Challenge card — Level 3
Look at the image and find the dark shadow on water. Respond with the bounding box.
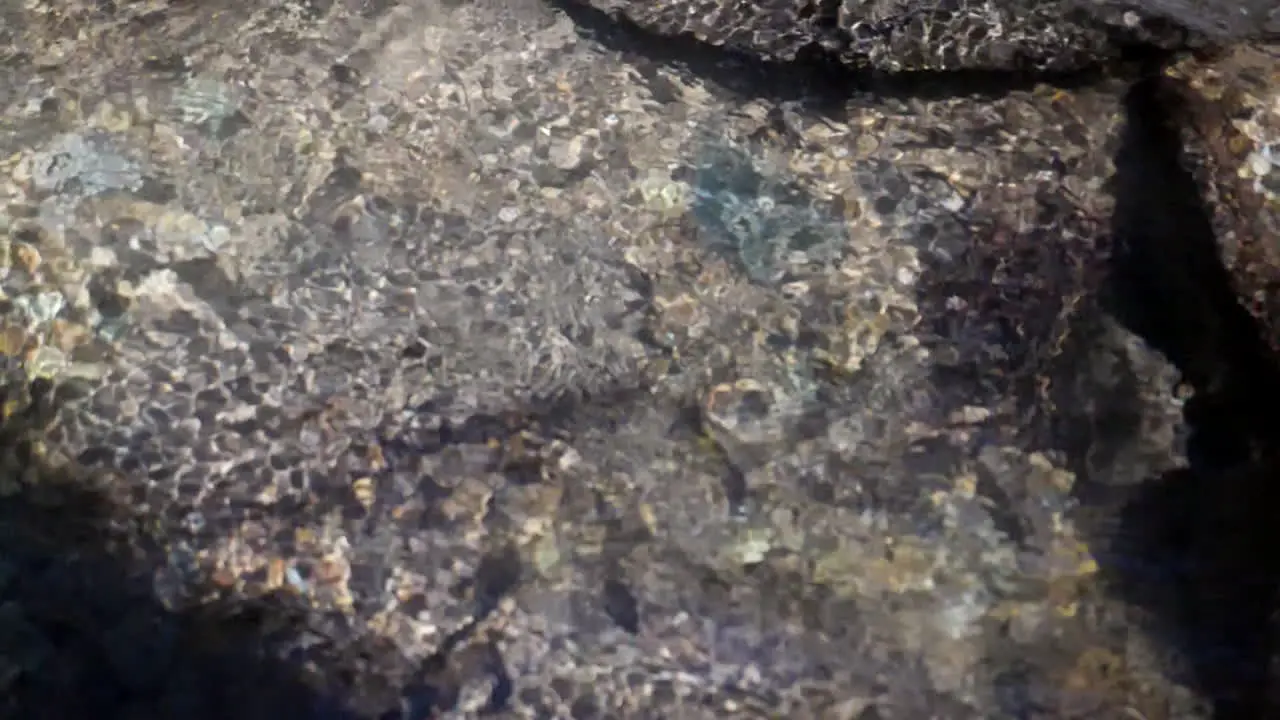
[892,56,1280,716]
[0,371,427,720]
[1097,73,1280,719]
[543,0,1166,115]
[547,3,1280,714]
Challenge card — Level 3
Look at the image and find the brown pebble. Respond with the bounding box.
[266,556,286,590]
[12,243,40,275]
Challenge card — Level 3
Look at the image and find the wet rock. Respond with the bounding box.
[15,133,142,199]
[0,1,1268,718]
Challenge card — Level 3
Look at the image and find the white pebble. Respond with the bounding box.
[1250,148,1273,177]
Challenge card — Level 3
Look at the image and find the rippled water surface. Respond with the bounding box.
[0,2,1278,718]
